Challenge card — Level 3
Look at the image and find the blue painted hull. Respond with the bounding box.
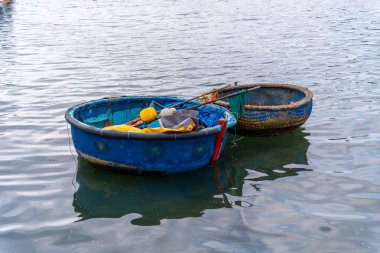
[66,96,236,174]
[242,100,312,130]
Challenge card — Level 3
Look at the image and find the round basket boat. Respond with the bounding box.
[65,96,236,174]
[215,83,313,136]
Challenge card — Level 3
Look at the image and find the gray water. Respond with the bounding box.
[1,0,380,252]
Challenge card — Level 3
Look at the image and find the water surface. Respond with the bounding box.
[1,0,380,252]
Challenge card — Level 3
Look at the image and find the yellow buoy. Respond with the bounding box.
[139,107,157,123]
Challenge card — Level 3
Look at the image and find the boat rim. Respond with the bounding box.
[65,96,235,140]
[215,83,313,110]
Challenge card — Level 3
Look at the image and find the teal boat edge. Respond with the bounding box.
[65,96,237,174]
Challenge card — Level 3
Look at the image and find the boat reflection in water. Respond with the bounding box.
[73,159,226,226]
[73,129,310,226]
[220,128,311,196]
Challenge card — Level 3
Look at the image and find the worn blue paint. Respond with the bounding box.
[66,96,236,174]
[243,87,312,122]
[244,102,313,121]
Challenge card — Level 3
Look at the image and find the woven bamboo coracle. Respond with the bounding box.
[215,83,313,136]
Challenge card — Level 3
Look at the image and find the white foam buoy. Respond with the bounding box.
[160,108,176,117]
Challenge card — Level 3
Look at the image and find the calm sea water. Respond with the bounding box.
[1,0,380,252]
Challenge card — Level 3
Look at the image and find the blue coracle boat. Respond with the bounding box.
[65,96,236,174]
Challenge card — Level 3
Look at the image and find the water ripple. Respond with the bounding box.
[1,0,380,252]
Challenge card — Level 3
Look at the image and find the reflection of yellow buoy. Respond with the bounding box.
[139,107,157,123]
